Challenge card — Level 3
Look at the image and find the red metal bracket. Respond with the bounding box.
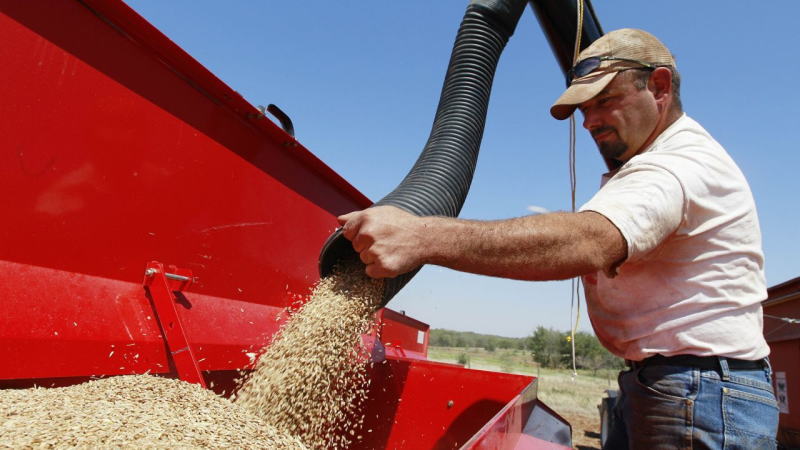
[143,261,206,388]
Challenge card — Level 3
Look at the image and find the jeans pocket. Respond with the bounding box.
[634,365,693,400]
[722,386,778,449]
[623,368,693,449]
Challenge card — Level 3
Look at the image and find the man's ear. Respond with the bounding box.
[648,67,673,102]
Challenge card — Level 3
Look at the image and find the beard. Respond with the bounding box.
[592,127,628,161]
[598,140,628,160]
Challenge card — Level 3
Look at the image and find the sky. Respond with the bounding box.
[124,1,800,338]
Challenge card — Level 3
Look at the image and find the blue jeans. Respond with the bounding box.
[604,358,779,449]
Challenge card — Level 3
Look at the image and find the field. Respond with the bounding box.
[428,346,618,450]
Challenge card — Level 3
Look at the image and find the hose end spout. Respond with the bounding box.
[318,228,358,279]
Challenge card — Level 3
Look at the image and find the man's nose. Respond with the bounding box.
[582,110,596,131]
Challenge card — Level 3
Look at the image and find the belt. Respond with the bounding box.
[626,354,768,371]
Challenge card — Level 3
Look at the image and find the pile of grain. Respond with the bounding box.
[0,264,381,449]
[0,374,307,449]
[236,264,383,449]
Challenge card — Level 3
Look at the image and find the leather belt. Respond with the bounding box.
[626,354,768,371]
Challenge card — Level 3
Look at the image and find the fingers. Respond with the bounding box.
[365,263,389,279]
[337,211,362,240]
[338,211,373,254]
[335,207,416,279]
[337,211,356,226]
[363,252,407,279]
[358,247,374,265]
[351,232,374,253]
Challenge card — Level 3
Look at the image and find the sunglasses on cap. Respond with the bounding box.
[567,56,656,86]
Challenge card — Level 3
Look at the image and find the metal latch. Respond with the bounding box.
[143,261,206,387]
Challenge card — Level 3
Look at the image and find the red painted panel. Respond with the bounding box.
[767,277,800,300]
[763,293,800,446]
[463,381,571,449]
[764,300,800,342]
[0,260,285,380]
[0,0,369,311]
[379,308,430,358]
[0,0,370,380]
[359,358,535,449]
[770,341,800,432]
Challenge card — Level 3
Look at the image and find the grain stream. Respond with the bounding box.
[236,264,383,449]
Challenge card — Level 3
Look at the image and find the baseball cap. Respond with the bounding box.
[550,28,676,120]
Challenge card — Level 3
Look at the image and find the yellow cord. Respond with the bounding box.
[569,0,584,378]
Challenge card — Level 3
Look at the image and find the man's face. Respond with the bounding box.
[577,71,659,163]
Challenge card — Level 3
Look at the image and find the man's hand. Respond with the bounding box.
[337,206,427,279]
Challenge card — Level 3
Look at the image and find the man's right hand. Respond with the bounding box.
[337,206,428,279]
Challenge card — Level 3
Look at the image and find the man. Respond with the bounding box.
[338,29,778,448]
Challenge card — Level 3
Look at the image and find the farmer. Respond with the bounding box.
[338,29,778,448]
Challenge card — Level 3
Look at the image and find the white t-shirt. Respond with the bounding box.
[580,114,769,361]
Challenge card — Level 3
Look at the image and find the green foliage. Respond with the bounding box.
[456,352,470,367]
[527,326,623,371]
[528,326,566,368]
[429,329,525,351]
[428,327,622,372]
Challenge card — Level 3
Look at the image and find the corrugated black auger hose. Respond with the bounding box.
[320,0,528,308]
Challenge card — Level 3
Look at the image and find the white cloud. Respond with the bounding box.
[526,205,549,215]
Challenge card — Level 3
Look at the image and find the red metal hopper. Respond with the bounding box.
[0,1,571,447]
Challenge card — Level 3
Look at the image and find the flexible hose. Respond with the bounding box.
[320,0,528,307]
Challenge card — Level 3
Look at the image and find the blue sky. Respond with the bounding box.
[124,1,800,337]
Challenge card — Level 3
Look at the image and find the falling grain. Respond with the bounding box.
[236,264,382,449]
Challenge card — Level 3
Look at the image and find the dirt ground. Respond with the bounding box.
[563,412,601,450]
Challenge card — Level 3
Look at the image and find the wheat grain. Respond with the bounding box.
[236,264,382,449]
[0,264,380,449]
[0,374,307,449]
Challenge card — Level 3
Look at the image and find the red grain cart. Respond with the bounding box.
[0,1,570,448]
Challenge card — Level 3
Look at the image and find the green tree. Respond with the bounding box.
[436,332,453,347]
[429,328,529,352]
[528,326,566,368]
[498,338,514,350]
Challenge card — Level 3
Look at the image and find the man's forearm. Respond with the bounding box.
[420,212,625,281]
[338,206,626,280]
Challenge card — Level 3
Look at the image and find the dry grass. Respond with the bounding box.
[535,369,614,417]
[535,369,611,449]
[428,346,535,374]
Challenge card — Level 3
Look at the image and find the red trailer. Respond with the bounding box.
[764,276,800,448]
[0,1,571,447]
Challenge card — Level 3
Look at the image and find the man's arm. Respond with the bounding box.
[337,205,627,280]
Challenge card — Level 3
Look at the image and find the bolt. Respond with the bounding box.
[145,268,158,277]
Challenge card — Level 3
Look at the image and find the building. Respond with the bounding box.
[764,276,800,448]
